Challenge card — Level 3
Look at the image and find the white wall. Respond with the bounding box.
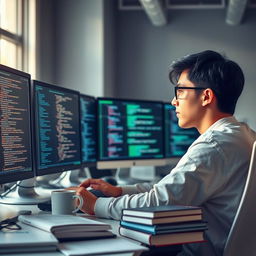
[36,0,56,83]
[115,9,256,130]
[37,0,116,97]
[54,0,103,96]
[103,0,116,97]
[37,2,256,130]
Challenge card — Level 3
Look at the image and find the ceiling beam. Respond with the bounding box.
[138,0,167,26]
[226,0,249,25]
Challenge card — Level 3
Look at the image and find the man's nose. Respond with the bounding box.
[171,97,178,106]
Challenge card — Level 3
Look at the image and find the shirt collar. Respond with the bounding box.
[205,116,238,133]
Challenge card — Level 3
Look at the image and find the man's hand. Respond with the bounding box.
[79,178,122,197]
[76,187,97,215]
[66,186,97,215]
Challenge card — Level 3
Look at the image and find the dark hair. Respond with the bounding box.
[169,50,244,114]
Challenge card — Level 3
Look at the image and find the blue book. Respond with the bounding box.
[120,220,207,235]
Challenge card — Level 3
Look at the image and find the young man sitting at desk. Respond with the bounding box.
[75,50,256,256]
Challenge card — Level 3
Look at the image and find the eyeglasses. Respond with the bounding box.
[174,86,206,100]
[0,216,21,231]
[0,222,21,231]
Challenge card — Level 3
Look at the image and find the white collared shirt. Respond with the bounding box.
[95,116,256,256]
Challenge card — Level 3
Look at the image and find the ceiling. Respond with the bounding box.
[118,0,255,26]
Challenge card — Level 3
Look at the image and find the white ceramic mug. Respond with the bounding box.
[51,190,83,215]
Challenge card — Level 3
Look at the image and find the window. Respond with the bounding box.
[0,0,36,77]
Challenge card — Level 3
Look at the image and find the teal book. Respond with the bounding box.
[120,221,207,235]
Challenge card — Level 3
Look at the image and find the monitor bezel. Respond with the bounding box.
[32,80,82,177]
[79,93,97,168]
[96,97,166,166]
[0,64,34,184]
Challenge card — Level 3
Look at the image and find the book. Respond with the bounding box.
[59,236,148,256]
[119,227,205,246]
[120,220,208,235]
[123,205,202,218]
[18,214,115,241]
[122,214,202,225]
[0,222,58,254]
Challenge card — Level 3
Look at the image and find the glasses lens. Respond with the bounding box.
[174,86,206,100]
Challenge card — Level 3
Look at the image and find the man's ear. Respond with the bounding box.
[202,88,215,106]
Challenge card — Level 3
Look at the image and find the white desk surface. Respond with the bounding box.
[0,190,144,256]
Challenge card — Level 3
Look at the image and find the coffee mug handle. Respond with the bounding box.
[72,194,84,213]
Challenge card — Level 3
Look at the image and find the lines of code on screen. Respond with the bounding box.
[98,99,164,160]
[0,70,32,173]
[35,84,81,170]
[80,95,97,163]
[165,104,199,157]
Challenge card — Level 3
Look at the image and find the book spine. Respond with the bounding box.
[122,206,202,218]
[122,214,203,225]
[18,217,50,233]
[120,222,156,234]
[120,221,207,235]
[119,227,150,245]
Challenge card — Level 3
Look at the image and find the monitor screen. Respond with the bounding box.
[33,80,81,176]
[97,98,165,168]
[0,64,34,184]
[164,103,199,158]
[80,94,97,166]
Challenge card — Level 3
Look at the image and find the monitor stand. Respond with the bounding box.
[115,166,161,185]
[115,168,135,185]
[0,178,49,205]
[57,168,91,188]
[130,166,161,182]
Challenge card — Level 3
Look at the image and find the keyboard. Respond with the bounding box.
[39,183,64,189]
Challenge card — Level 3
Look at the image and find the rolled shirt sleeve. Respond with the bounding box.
[121,182,154,195]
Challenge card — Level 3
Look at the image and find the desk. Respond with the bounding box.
[0,201,146,256]
[0,187,182,256]
[0,188,121,235]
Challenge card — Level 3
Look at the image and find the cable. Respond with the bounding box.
[0,182,18,198]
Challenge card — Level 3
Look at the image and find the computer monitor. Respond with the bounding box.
[80,94,97,167]
[0,65,46,205]
[97,98,166,169]
[164,103,199,159]
[33,80,81,183]
[65,94,98,184]
[0,64,34,184]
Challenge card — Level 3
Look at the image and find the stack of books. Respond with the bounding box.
[119,205,207,246]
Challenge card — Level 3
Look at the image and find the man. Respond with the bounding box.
[76,50,256,255]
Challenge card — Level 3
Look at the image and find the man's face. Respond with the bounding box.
[171,70,203,129]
